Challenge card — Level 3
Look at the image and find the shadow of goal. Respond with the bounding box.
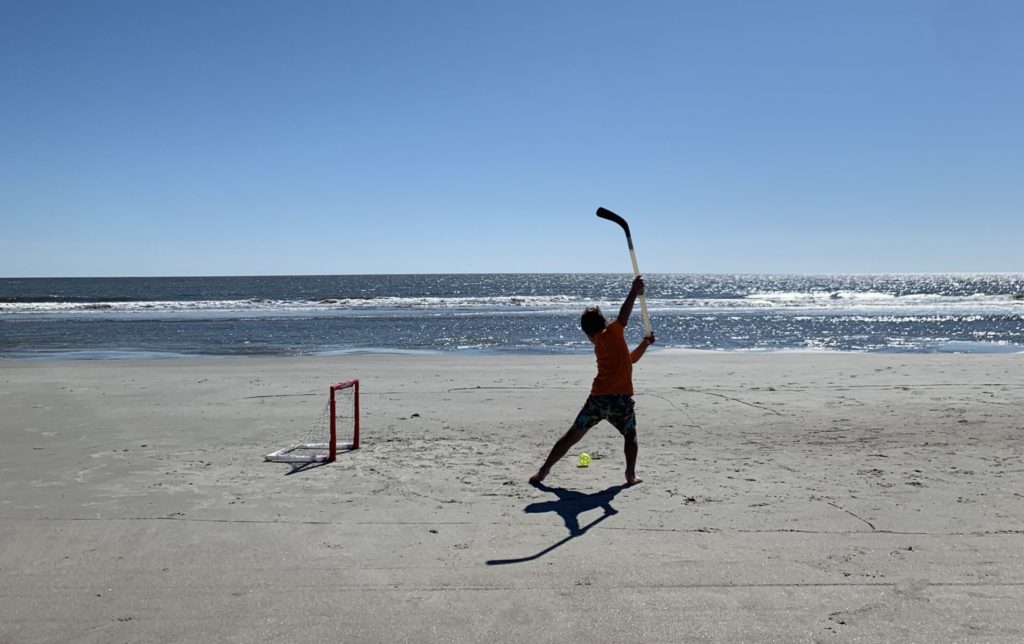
[265,379,359,463]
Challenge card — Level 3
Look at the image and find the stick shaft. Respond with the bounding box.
[597,207,652,336]
[627,247,652,336]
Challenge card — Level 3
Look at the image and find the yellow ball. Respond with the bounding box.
[578,452,591,467]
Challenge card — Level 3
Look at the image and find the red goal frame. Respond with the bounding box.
[329,379,360,458]
[264,379,359,463]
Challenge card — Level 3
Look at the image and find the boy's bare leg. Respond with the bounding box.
[530,425,587,484]
[623,431,641,485]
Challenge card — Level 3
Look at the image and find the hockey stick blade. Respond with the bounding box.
[596,207,631,238]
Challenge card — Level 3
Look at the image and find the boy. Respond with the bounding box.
[530,275,654,486]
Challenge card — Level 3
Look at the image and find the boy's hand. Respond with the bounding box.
[632,275,645,295]
[630,331,656,363]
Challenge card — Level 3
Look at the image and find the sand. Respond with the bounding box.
[1,351,1023,642]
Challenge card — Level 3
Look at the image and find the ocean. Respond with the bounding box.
[2,273,1023,359]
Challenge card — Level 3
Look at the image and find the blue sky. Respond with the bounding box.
[2,0,1022,276]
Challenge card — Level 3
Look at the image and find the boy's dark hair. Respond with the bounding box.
[580,306,607,337]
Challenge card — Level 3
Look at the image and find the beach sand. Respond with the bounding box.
[2,351,1023,642]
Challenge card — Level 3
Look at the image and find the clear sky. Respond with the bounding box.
[1,0,1021,277]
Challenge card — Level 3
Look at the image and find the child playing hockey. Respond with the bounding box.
[530,275,654,486]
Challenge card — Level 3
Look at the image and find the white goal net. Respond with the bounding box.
[265,380,360,463]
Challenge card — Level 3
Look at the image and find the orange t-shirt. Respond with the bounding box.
[590,319,633,396]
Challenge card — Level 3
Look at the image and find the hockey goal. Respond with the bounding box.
[265,379,360,463]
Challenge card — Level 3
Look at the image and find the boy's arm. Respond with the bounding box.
[630,333,655,363]
[617,275,645,327]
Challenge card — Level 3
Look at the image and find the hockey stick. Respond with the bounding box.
[596,207,652,336]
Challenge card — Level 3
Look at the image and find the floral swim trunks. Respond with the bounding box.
[572,394,636,436]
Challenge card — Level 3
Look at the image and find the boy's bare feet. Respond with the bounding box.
[529,468,549,485]
[626,473,642,485]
